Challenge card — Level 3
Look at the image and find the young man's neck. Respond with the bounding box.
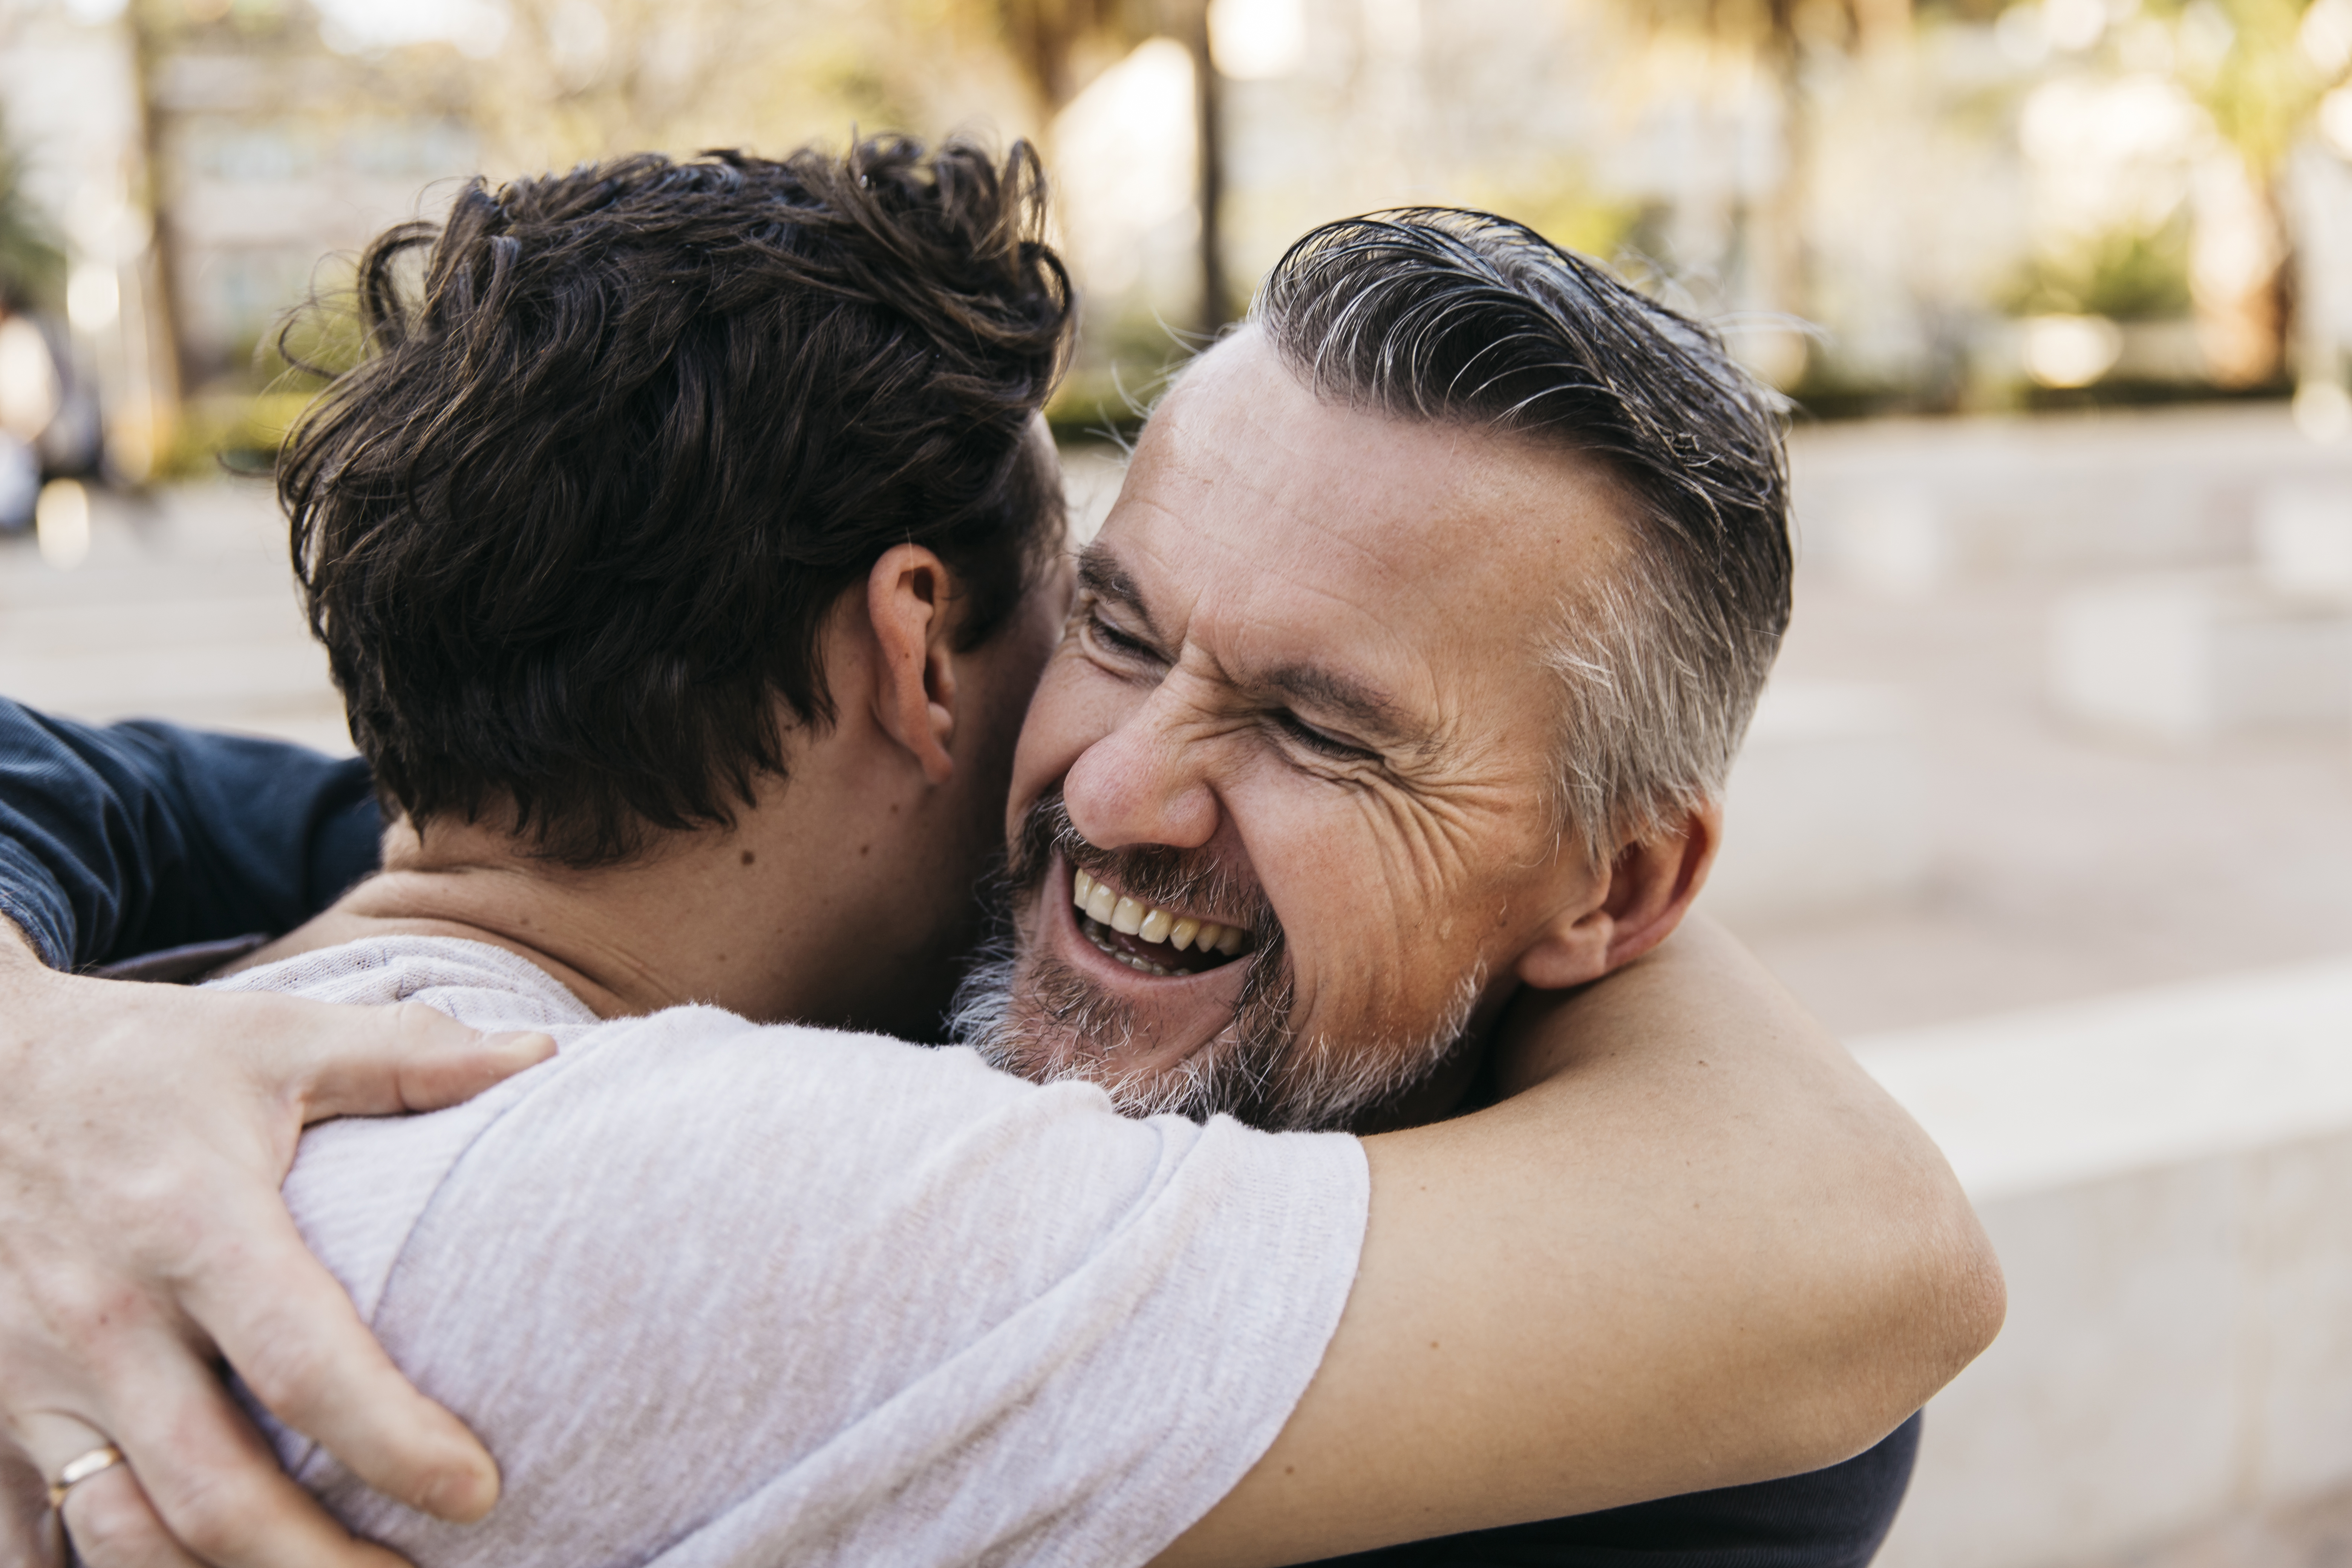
[243,743,984,1040]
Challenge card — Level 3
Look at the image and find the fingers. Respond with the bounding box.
[56,1467,205,1568]
[0,965,503,1567]
[12,1413,200,1568]
[176,1195,497,1525]
[0,1446,64,1568]
[287,1000,556,1121]
[70,1336,418,1568]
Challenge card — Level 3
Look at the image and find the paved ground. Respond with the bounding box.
[0,478,348,755]
[1729,561,2352,1037]
[2092,1483,2352,1568]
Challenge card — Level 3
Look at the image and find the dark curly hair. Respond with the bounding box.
[280,136,1074,865]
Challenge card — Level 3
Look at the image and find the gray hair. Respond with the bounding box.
[1251,209,1793,864]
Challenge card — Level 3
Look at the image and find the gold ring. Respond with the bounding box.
[47,1444,124,1510]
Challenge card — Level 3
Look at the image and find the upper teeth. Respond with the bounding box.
[1073,868,1248,957]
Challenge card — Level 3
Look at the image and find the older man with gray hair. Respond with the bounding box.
[958,209,1798,1143]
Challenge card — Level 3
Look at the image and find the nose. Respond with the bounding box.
[1062,685,1222,853]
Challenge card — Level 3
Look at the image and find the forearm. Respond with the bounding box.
[0,699,381,969]
[1162,919,2003,1566]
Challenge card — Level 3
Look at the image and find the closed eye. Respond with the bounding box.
[1273,709,1378,764]
[1081,603,1165,667]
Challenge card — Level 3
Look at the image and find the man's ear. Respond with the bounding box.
[865,543,960,786]
[1513,803,1722,991]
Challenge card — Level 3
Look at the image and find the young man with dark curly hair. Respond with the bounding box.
[0,136,1997,1568]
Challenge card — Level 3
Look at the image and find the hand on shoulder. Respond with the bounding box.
[0,926,553,1567]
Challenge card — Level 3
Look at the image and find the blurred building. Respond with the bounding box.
[5,0,2352,460]
[150,42,476,389]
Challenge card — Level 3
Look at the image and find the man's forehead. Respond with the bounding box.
[1108,336,1630,657]
[1141,334,1629,580]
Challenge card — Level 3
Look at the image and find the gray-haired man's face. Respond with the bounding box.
[957,330,1649,1131]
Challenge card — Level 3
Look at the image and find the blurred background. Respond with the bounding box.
[9,0,2352,1562]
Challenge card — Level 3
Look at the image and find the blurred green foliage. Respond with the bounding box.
[155,390,316,477]
[161,262,370,475]
[2005,219,2194,321]
[1459,167,1644,266]
[0,120,64,313]
[254,261,371,387]
[2182,0,2324,176]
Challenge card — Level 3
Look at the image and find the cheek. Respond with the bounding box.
[1007,652,1137,828]
[1256,787,1514,1021]
[1245,792,1430,1006]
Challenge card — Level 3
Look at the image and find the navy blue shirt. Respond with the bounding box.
[1311,1414,1920,1566]
[0,693,1921,1564]
[0,700,378,970]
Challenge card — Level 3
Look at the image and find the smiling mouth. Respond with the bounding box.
[1070,866,1257,978]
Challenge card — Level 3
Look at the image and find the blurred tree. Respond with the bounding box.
[338,0,1229,329]
[1616,0,1914,381]
[2197,0,2321,170]
[0,119,64,314]
[2005,217,2195,321]
[411,0,1027,176]
[995,0,1228,331]
[999,0,1147,103]
[2171,0,2327,384]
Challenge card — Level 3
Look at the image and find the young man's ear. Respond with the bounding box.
[1513,804,1722,992]
[864,543,960,786]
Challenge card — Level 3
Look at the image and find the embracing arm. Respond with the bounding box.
[0,697,381,971]
[0,698,381,971]
[1158,916,2003,1567]
[0,702,553,1567]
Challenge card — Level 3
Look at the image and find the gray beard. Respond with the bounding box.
[948,913,1482,1134]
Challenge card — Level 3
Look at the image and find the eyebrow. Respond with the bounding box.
[1077,543,1430,751]
[1076,544,1159,643]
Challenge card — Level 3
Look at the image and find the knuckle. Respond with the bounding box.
[63,1476,168,1566]
[150,1466,270,1563]
[233,1326,333,1418]
[389,999,459,1049]
[34,1275,159,1372]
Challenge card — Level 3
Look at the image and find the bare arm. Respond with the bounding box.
[0,925,554,1568]
[1157,916,2003,1567]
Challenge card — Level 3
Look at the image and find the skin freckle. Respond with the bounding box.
[740,850,755,867]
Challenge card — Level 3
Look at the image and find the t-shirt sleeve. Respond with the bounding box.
[274,1010,1369,1568]
[0,699,380,969]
